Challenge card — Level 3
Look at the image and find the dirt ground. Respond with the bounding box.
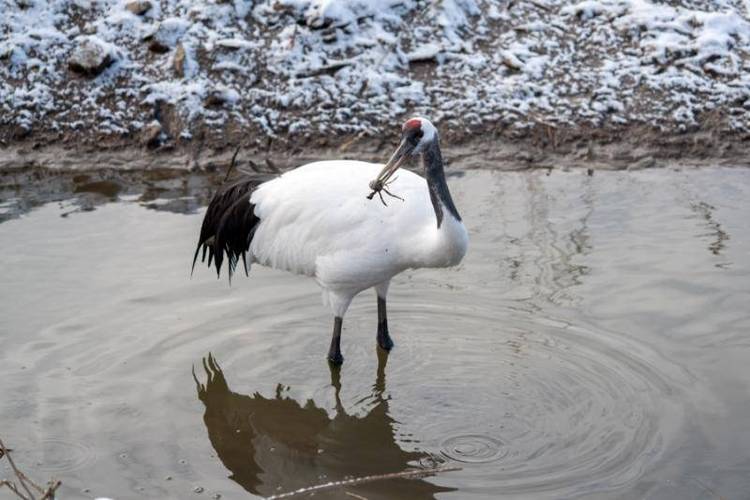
[2,118,749,175]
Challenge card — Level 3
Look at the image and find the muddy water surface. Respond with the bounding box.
[1,167,749,499]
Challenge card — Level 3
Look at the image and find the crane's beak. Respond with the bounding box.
[370,138,413,191]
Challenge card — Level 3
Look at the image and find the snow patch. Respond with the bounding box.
[1,0,750,140]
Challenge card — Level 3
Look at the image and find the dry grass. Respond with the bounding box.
[0,438,61,500]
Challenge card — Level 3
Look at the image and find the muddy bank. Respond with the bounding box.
[3,123,749,224]
[2,122,750,174]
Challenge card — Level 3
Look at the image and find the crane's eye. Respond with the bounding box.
[408,128,423,145]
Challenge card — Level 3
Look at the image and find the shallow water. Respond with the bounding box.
[1,167,749,499]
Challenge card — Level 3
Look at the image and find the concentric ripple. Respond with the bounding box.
[383,294,687,497]
[33,439,97,473]
[441,435,506,463]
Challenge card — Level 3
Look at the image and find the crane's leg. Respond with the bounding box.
[328,317,344,365]
[375,281,394,351]
[325,291,353,365]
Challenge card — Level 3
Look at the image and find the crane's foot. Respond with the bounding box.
[377,323,394,351]
[376,295,394,351]
[328,317,344,365]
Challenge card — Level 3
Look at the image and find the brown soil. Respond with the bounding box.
[2,117,749,174]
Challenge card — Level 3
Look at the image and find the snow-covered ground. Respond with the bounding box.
[1,0,750,146]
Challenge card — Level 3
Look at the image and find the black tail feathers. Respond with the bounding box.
[192,177,262,281]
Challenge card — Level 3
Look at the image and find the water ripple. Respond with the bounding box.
[33,439,97,473]
[441,435,507,464]
[383,296,686,497]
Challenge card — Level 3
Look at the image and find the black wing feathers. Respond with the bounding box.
[192,177,262,281]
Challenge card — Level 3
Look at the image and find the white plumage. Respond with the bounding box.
[249,160,468,317]
[193,117,467,364]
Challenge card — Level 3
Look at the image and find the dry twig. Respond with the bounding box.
[0,438,62,500]
[265,466,461,499]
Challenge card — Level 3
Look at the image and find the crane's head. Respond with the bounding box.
[369,117,438,194]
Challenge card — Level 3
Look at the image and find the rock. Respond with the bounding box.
[204,91,226,108]
[321,28,337,44]
[173,43,186,77]
[145,18,189,53]
[12,124,31,140]
[125,0,152,15]
[68,38,114,77]
[0,45,13,60]
[141,120,163,148]
[203,88,239,108]
[148,37,171,54]
[501,51,523,71]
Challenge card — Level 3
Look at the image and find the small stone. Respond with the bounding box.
[164,475,172,481]
[68,38,114,77]
[173,43,186,77]
[148,38,170,54]
[12,124,31,140]
[141,120,163,148]
[203,87,238,108]
[321,28,337,43]
[305,14,333,30]
[125,0,151,15]
[145,18,188,53]
[204,91,226,108]
[0,45,13,60]
[193,486,204,494]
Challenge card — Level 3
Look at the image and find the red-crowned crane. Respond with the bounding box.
[193,118,468,365]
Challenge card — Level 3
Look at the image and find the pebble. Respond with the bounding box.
[204,90,229,108]
[68,38,114,77]
[125,0,151,15]
[145,19,187,53]
[141,120,163,148]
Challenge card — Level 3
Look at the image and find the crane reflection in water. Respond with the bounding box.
[194,351,453,499]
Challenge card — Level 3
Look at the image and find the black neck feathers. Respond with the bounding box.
[422,140,461,228]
